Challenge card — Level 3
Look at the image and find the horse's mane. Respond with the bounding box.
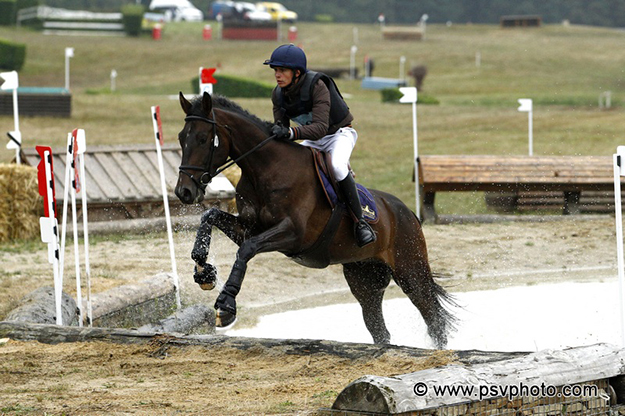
[190,94,273,135]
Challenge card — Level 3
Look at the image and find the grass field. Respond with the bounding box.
[1,21,624,214]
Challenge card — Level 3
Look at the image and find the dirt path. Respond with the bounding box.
[0,337,462,415]
[0,216,618,414]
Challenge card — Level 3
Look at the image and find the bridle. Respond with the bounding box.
[178,110,221,192]
[178,109,277,193]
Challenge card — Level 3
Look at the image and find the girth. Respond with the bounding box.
[288,205,344,269]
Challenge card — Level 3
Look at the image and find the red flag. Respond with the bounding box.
[201,68,217,84]
[72,129,81,193]
[36,145,57,218]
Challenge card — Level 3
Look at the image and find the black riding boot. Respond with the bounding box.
[338,174,376,247]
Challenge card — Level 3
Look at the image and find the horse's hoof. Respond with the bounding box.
[194,263,217,290]
[215,309,237,330]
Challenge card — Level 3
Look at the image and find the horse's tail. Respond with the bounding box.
[374,190,459,348]
[411,211,460,346]
[430,273,460,333]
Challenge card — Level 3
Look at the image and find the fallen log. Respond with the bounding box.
[6,286,77,326]
[332,343,625,413]
[88,272,175,327]
[0,320,526,363]
[136,304,215,334]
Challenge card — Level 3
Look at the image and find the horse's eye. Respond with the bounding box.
[198,135,208,145]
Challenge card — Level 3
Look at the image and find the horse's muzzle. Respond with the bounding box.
[175,183,204,204]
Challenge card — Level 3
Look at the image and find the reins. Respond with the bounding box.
[178,112,277,192]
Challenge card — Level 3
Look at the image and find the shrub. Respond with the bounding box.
[121,4,145,37]
[380,88,402,103]
[0,38,26,71]
[191,74,274,98]
[415,93,440,105]
[0,0,15,25]
[380,88,439,105]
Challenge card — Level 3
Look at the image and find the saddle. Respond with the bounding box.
[310,148,378,223]
[289,148,378,269]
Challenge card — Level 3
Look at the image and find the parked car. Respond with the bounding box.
[236,2,272,21]
[149,0,204,22]
[209,0,233,19]
[210,1,271,21]
[256,2,297,22]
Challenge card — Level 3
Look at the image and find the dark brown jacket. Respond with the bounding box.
[272,79,353,141]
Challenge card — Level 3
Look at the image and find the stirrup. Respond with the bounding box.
[355,220,376,247]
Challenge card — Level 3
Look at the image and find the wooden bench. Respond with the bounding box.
[418,155,619,220]
[382,25,423,40]
[500,15,542,28]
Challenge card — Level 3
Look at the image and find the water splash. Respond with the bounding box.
[208,250,226,293]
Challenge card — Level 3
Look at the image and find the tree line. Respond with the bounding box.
[42,0,625,28]
[284,0,625,27]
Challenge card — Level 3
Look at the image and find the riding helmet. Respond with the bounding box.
[263,44,307,72]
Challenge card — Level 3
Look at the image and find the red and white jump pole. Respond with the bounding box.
[59,133,74,296]
[69,131,83,325]
[151,105,181,309]
[59,133,73,321]
[60,132,81,325]
[59,129,92,326]
[36,146,62,325]
[75,129,93,326]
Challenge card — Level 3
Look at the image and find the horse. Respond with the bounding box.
[175,91,456,349]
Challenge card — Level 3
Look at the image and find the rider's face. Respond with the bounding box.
[273,67,299,88]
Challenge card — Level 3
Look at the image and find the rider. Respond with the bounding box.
[264,44,376,247]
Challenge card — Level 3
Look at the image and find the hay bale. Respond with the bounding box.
[0,163,43,242]
[222,166,241,188]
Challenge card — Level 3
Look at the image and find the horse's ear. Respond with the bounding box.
[201,91,213,116]
[179,92,192,115]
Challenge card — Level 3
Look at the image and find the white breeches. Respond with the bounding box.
[300,127,358,181]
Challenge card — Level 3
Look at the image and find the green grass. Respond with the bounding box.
[0,404,39,414]
[1,22,624,214]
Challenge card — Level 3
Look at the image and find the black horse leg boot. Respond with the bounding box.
[338,174,376,247]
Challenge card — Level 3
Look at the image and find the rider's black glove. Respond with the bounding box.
[271,123,292,141]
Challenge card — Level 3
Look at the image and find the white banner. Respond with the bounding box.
[399,87,417,104]
[518,98,532,112]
